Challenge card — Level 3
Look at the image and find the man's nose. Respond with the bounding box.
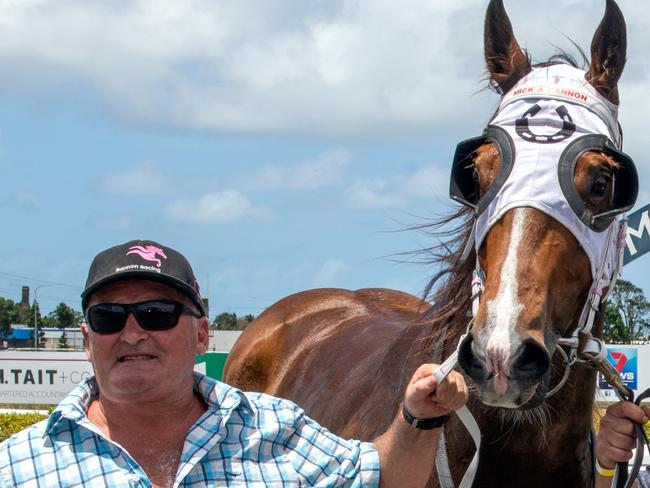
[119,312,148,344]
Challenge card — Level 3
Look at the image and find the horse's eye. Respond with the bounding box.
[590,172,611,197]
[472,167,481,186]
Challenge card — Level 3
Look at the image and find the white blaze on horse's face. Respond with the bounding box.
[482,208,525,400]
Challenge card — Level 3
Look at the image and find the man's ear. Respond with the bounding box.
[81,321,93,363]
[196,317,210,355]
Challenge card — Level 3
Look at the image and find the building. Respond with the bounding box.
[2,325,238,352]
[0,324,84,350]
[18,286,31,324]
[40,327,85,350]
[208,330,242,352]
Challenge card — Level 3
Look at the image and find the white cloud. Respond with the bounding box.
[346,179,405,208]
[0,0,647,139]
[346,165,448,209]
[101,161,170,195]
[0,1,511,136]
[314,259,346,286]
[234,149,349,190]
[3,191,39,210]
[164,190,267,224]
[396,166,450,198]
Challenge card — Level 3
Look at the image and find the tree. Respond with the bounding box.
[212,312,237,330]
[236,314,255,330]
[603,280,650,344]
[48,302,82,329]
[0,297,20,336]
[57,331,69,349]
[211,312,256,331]
[603,304,630,343]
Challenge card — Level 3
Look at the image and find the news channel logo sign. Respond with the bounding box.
[598,347,638,390]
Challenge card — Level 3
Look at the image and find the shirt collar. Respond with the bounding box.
[44,371,253,436]
[193,371,253,413]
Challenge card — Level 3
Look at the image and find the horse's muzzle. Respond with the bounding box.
[458,333,551,408]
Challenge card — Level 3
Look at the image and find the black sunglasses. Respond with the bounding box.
[86,299,202,335]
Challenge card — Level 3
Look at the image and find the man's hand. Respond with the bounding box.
[403,363,468,420]
[374,363,468,488]
[596,401,650,469]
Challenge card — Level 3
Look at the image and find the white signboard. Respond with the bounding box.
[0,351,219,405]
[0,351,93,404]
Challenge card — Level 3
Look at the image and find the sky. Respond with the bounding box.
[0,0,648,321]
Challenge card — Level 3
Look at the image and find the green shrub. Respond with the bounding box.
[0,412,49,442]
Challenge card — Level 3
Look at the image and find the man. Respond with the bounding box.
[0,239,468,487]
[595,400,650,488]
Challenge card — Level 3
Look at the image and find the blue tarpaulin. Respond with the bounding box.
[1,329,33,340]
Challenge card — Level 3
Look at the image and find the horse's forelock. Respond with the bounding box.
[483,48,588,96]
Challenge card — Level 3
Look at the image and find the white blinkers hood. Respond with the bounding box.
[451,64,638,283]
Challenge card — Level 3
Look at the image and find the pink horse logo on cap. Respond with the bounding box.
[126,245,167,267]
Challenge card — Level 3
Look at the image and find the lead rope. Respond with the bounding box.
[434,256,484,488]
[432,320,455,488]
[612,387,650,488]
[433,342,482,488]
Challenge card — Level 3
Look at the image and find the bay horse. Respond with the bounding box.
[224,1,638,486]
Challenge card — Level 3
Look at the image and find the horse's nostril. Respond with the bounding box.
[457,334,490,381]
[511,340,550,381]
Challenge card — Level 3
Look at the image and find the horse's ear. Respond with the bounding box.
[484,0,531,94]
[587,0,627,105]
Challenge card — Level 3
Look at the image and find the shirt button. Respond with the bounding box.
[129,472,141,483]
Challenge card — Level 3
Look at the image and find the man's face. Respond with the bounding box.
[82,279,209,405]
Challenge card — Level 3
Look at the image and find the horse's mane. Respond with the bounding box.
[413,207,475,354]
[417,49,589,355]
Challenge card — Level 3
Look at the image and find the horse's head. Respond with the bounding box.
[453,0,638,408]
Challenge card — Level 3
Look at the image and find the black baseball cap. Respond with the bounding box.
[81,239,206,316]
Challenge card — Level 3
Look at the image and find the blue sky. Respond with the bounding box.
[0,0,648,320]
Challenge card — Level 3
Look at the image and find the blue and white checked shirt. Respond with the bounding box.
[0,373,380,487]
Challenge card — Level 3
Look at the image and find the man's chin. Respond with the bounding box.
[101,371,162,399]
